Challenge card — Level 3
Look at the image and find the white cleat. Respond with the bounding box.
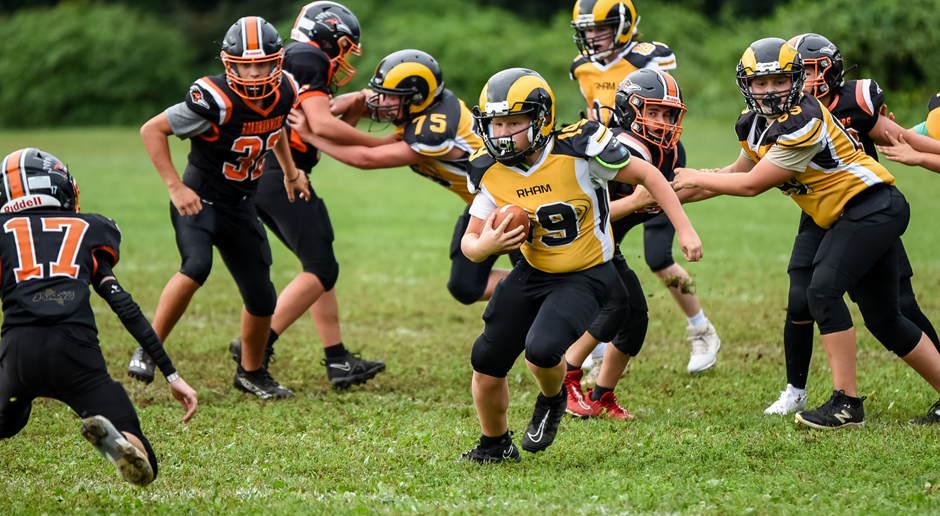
[81,415,154,486]
[686,322,721,373]
[764,384,808,415]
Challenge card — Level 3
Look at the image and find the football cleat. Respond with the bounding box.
[460,433,521,464]
[233,367,294,399]
[81,415,154,487]
[520,393,566,453]
[764,384,808,415]
[564,369,603,418]
[127,347,156,384]
[229,336,275,371]
[588,389,636,420]
[687,321,721,373]
[909,398,940,425]
[584,354,604,385]
[796,390,865,430]
[322,353,385,388]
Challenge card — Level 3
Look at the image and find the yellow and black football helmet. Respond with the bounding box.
[788,33,845,99]
[736,37,805,117]
[472,68,555,166]
[366,49,444,125]
[571,0,638,62]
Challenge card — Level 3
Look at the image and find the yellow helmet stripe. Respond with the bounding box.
[740,47,757,75]
[506,75,554,113]
[383,62,439,112]
[778,43,801,72]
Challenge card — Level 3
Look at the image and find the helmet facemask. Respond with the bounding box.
[329,36,361,87]
[222,50,284,100]
[737,67,805,118]
[366,88,417,126]
[474,101,551,167]
[623,95,685,149]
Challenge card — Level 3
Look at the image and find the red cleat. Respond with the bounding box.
[588,389,636,420]
[564,369,603,418]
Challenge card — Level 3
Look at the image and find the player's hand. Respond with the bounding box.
[876,131,920,166]
[476,211,526,256]
[284,171,311,202]
[287,108,314,142]
[630,185,657,209]
[169,183,203,216]
[330,91,366,118]
[677,228,703,262]
[168,377,198,423]
[378,132,403,145]
[672,167,699,190]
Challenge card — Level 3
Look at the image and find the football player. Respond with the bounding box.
[227,2,386,389]
[132,17,308,399]
[288,49,520,307]
[875,94,940,173]
[570,0,721,375]
[758,34,940,415]
[673,38,940,428]
[460,69,702,463]
[563,69,717,420]
[0,149,198,486]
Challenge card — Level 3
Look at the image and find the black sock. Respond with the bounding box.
[566,360,580,372]
[538,389,566,406]
[784,318,814,390]
[237,365,262,375]
[266,329,279,350]
[480,430,509,447]
[591,385,614,402]
[324,342,348,359]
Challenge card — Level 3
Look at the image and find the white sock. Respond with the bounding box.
[590,342,608,359]
[687,310,707,327]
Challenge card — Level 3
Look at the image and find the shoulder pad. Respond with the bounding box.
[403,91,461,157]
[284,43,332,97]
[625,41,676,70]
[553,119,611,159]
[187,76,231,126]
[613,130,653,163]
[468,148,497,193]
[570,55,591,80]
[928,93,940,113]
[734,110,759,142]
[770,98,826,149]
[85,213,122,265]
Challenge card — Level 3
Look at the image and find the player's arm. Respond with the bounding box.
[300,95,396,147]
[92,254,197,422]
[461,212,526,262]
[271,126,310,202]
[140,113,203,216]
[330,89,371,127]
[613,159,702,261]
[609,185,717,222]
[673,155,795,197]
[876,132,940,173]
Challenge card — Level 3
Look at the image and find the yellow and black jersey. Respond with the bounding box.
[570,41,676,125]
[395,89,482,205]
[735,94,895,229]
[826,79,886,159]
[467,120,632,273]
[914,93,940,140]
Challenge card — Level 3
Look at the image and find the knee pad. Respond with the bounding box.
[787,284,813,322]
[470,334,509,378]
[807,278,853,335]
[864,312,922,358]
[611,308,649,357]
[179,256,211,286]
[303,261,340,292]
[646,248,675,273]
[243,282,277,317]
[523,345,563,370]
[448,278,485,306]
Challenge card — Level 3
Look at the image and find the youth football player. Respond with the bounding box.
[460,68,702,463]
[132,16,308,399]
[0,149,198,486]
[673,38,940,428]
[570,0,721,374]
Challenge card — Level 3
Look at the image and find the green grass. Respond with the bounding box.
[1,117,939,515]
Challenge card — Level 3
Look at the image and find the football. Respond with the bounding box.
[493,204,530,237]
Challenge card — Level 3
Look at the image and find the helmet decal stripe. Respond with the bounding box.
[662,72,678,98]
[4,149,25,200]
[245,16,260,51]
[0,153,12,201]
[18,148,31,196]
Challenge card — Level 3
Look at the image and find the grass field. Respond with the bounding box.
[1,117,940,515]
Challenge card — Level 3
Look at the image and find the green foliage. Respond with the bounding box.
[0,2,195,127]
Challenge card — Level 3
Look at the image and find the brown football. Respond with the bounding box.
[493,204,530,238]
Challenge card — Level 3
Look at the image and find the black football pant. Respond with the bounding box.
[0,326,158,477]
[448,205,521,305]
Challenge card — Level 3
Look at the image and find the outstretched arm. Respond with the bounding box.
[674,157,794,197]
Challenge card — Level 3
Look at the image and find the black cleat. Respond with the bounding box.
[520,393,566,453]
[233,366,294,399]
[322,353,385,388]
[81,415,154,487]
[909,398,940,425]
[127,347,156,384]
[460,433,521,464]
[795,390,866,430]
[229,337,275,371]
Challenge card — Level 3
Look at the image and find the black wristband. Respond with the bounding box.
[95,279,177,377]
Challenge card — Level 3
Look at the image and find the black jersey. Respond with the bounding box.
[183,73,298,202]
[0,211,120,334]
[826,79,885,159]
[282,41,333,173]
[607,128,677,229]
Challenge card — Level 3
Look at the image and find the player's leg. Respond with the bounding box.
[128,203,214,383]
[447,206,508,304]
[643,215,721,373]
[895,239,940,352]
[0,332,38,440]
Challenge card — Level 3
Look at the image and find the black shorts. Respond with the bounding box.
[471,260,617,377]
[170,183,276,317]
[255,158,340,291]
[447,205,521,305]
[0,326,158,476]
[587,248,650,355]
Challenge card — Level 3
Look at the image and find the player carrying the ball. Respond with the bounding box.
[460,68,702,463]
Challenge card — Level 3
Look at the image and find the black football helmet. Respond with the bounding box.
[0,148,79,214]
[788,33,844,99]
[366,50,444,125]
[472,68,555,167]
[291,2,362,87]
[572,0,639,62]
[613,68,686,149]
[736,38,805,117]
[220,16,284,100]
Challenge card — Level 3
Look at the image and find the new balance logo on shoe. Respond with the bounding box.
[329,362,351,371]
[833,409,853,424]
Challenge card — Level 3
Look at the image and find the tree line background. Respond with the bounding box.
[1,0,937,128]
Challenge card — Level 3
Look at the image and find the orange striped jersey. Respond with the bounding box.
[914,93,940,140]
[570,41,676,125]
[825,79,885,159]
[283,41,334,173]
[468,120,631,273]
[0,211,120,333]
[394,89,483,205]
[180,72,298,202]
[735,95,895,229]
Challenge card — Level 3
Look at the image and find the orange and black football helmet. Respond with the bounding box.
[220,16,284,100]
[788,33,845,99]
[0,148,79,214]
[613,68,686,149]
[736,38,805,117]
[572,0,639,62]
[291,2,362,87]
